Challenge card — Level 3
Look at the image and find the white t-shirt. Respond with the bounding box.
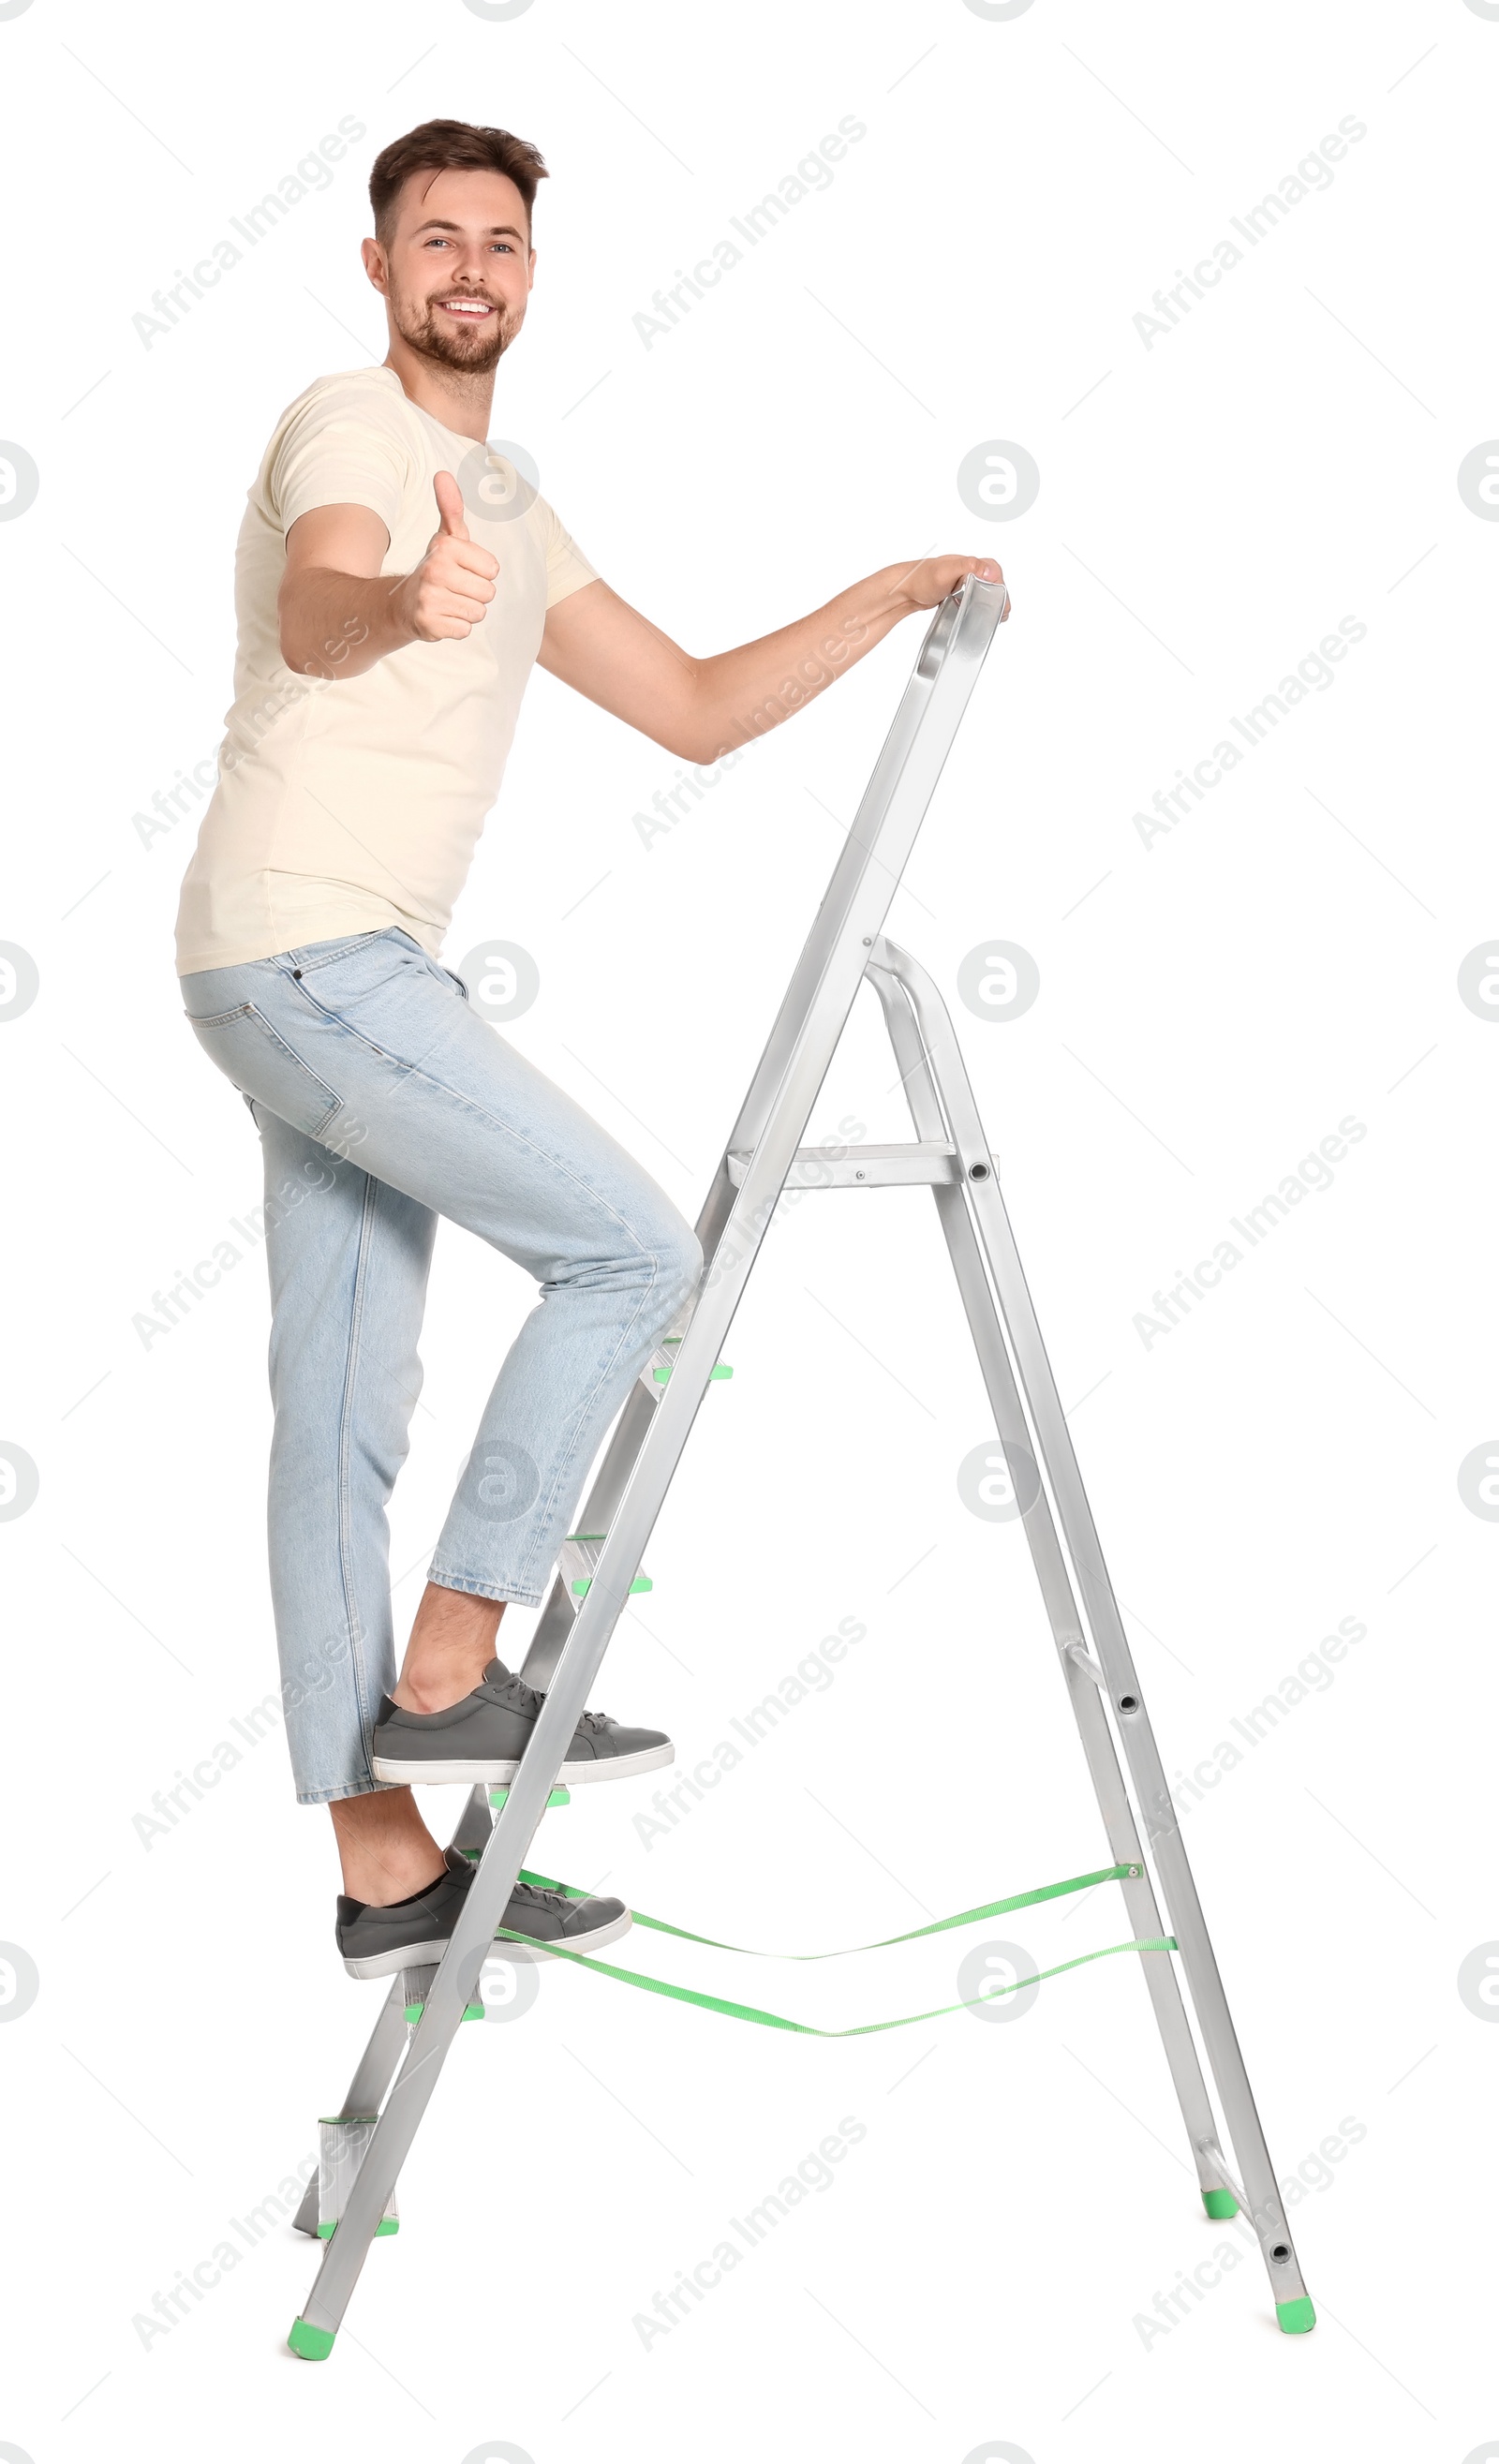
[175,364,600,973]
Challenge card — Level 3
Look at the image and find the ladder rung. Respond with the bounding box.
[399,1966,483,2025]
[725,1140,999,1189]
[559,1531,652,1599]
[643,1334,733,1390]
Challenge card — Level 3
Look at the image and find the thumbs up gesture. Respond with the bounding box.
[397,468,500,643]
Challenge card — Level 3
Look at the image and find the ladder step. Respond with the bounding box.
[399,1963,484,2026]
[726,1139,1000,1189]
[560,1531,652,1599]
[401,1996,486,2024]
[645,1334,733,1388]
[316,2116,400,2239]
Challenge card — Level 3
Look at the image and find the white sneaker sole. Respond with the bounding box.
[342,1905,633,1980]
[368,1741,675,1788]
[497,1905,634,1963]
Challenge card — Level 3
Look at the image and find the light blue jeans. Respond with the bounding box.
[178,927,704,1805]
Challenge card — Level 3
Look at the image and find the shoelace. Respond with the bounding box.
[494,1671,544,1714]
[509,1880,572,1915]
[495,1672,613,1731]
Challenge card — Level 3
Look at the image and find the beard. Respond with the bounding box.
[391,284,521,376]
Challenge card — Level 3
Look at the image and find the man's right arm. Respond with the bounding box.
[277,472,498,681]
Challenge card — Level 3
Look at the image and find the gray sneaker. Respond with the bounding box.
[369,1656,674,1788]
[335,1845,631,1979]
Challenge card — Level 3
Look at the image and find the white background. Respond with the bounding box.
[1,1,1494,2458]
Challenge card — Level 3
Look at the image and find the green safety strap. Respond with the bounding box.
[489,1857,1175,2035]
[492,1924,1179,2036]
[513,1859,1142,1961]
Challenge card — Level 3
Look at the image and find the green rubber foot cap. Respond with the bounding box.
[288,2316,336,2361]
[1202,2188,1239,2219]
[1276,2295,1316,2335]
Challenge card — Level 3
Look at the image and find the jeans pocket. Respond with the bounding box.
[186,1002,343,1139]
[291,931,462,1066]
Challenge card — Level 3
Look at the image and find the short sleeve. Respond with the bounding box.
[536,493,601,609]
[269,379,411,542]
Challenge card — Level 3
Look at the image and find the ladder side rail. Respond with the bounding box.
[450,1782,496,1855]
[298,1961,477,2329]
[291,1979,411,2237]
[304,1784,500,2250]
[519,1311,711,1686]
[519,577,1007,1693]
[702,576,1007,1187]
[297,898,961,2335]
[875,939,1309,2309]
[865,961,1227,2191]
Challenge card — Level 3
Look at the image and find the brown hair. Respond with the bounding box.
[368,118,548,246]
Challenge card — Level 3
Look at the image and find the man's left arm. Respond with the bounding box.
[535,555,1008,766]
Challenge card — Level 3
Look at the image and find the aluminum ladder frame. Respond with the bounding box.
[289,571,1313,2355]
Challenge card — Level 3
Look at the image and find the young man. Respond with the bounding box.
[175,118,1007,1982]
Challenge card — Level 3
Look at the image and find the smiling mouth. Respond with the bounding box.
[435,295,496,320]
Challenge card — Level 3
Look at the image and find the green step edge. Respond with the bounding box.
[287,2316,336,2361]
[487,1784,571,1811]
[564,1531,658,1593]
[404,2001,485,2024]
[1275,2294,1316,2335]
[652,1362,733,1382]
[315,2218,399,2239]
[1201,2187,1239,2219]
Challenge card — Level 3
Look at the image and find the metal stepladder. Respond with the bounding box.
[287,571,1314,2356]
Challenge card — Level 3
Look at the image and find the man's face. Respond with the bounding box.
[366,166,534,374]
